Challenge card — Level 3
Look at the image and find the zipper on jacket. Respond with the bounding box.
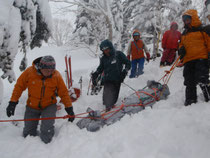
[38,78,46,109]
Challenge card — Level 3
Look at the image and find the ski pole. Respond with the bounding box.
[65,55,70,89]
[122,82,137,92]
[68,56,72,87]
[79,76,82,95]
[87,76,92,95]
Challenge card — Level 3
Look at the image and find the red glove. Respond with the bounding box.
[127,55,130,60]
[146,52,150,62]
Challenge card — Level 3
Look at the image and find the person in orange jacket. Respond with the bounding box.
[127,30,150,78]
[6,55,75,143]
[178,9,210,106]
[160,22,181,67]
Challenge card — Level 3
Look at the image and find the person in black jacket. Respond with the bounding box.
[92,39,131,111]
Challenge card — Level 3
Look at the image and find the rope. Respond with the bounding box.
[0,57,181,123]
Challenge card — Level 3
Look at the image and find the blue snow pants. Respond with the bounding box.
[129,58,145,78]
[23,104,57,144]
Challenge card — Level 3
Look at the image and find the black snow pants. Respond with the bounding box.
[183,59,210,105]
[103,81,121,111]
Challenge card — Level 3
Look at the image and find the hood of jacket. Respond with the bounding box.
[183,9,201,28]
[100,39,115,56]
[170,22,178,30]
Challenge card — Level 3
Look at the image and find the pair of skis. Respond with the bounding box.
[65,55,72,89]
[87,72,103,95]
[64,55,81,102]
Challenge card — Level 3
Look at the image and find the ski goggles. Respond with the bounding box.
[133,32,140,36]
[182,15,191,22]
[101,46,110,51]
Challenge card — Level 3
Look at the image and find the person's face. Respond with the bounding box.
[40,69,54,77]
[133,35,140,41]
[184,18,191,25]
[171,24,178,30]
[182,15,192,27]
[103,48,111,56]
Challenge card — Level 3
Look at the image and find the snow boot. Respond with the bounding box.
[185,86,197,106]
[165,62,172,66]
[199,83,210,102]
[160,61,165,67]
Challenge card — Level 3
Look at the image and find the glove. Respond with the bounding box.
[208,52,210,67]
[146,52,150,62]
[91,71,98,80]
[120,69,128,83]
[91,71,98,86]
[127,55,130,60]
[178,46,186,60]
[6,101,18,117]
[65,106,75,122]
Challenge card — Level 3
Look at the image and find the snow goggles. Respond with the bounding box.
[133,32,140,36]
[101,46,109,51]
[182,15,191,22]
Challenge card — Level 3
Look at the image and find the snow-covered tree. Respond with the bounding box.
[53,0,125,50]
[49,18,73,46]
[126,0,181,58]
[122,0,136,50]
[0,0,52,83]
[111,0,123,50]
[0,77,3,104]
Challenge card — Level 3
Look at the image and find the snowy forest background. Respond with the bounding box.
[0,0,208,89]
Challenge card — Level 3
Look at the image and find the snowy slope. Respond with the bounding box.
[0,46,210,158]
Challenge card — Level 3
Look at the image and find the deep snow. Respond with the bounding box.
[0,46,210,158]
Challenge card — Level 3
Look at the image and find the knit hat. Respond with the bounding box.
[39,55,56,69]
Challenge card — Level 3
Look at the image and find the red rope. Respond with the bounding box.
[0,58,181,123]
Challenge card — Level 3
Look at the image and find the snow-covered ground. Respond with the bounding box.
[0,46,210,158]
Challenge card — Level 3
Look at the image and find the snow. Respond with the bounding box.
[0,45,210,158]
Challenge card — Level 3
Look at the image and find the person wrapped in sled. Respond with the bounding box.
[77,80,170,132]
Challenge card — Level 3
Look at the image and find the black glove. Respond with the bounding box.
[91,72,98,86]
[6,101,18,117]
[120,69,128,83]
[178,46,186,60]
[91,72,98,80]
[65,106,75,122]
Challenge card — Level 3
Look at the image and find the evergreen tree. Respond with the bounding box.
[0,0,52,83]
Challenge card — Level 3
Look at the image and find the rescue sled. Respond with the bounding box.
[76,80,170,132]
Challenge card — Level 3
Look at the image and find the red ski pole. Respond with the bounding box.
[68,56,72,87]
[65,55,70,89]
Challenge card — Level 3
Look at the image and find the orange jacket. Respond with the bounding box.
[130,40,145,60]
[127,30,149,60]
[10,61,72,110]
[179,10,210,64]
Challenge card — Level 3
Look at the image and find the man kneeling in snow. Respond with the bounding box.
[6,55,75,144]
